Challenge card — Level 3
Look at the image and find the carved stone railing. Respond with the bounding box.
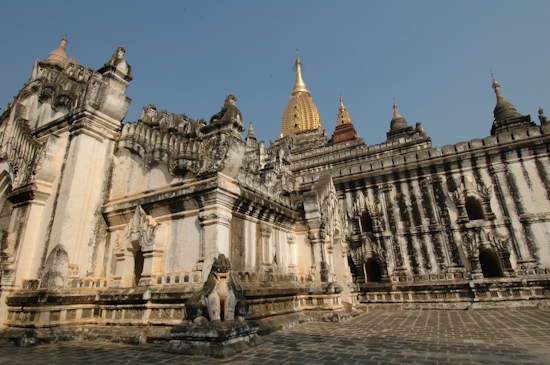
[120,121,245,179]
[120,121,202,174]
[236,170,293,207]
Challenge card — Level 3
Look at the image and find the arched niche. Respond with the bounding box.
[479,248,504,278]
[365,258,382,282]
[465,197,485,221]
[40,244,69,288]
[360,210,373,233]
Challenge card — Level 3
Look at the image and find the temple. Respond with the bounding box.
[0,38,549,343]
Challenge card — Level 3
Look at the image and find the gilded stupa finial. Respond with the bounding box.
[281,52,322,137]
[292,49,309,95]
[340,95,346,110]
[337,96,352,125]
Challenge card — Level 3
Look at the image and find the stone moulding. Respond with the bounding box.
[360,276,550,309]
[164,321,263,359]
[296,125,550,182]
[1,282,345,336]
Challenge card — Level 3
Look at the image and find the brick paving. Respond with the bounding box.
[0,309,549,364]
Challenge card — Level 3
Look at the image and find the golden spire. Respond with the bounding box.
[281,52,322,137]
[337,96,351,125]
[292,50,309,95]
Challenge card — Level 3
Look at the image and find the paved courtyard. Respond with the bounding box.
[0,309,549,364]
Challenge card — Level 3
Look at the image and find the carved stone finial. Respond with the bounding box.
[98,46,133,81]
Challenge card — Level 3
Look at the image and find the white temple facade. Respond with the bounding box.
[0,39,549,336]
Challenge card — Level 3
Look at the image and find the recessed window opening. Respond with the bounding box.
[479,249,504,278]
[366,258,382,282]
[466,197,485,220]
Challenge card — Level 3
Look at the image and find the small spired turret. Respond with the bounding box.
[42,35,69,69]
[332,97,359,145]
[246,122,258,148]
[490,72,534,135]
[386,100,415,140]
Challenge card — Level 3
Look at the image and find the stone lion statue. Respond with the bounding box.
[208,94,245,133]
[100,46,133,81]
[415,122,428,138]
[185,253,249,324]
[539,108,548,125]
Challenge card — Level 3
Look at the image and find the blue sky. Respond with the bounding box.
[1,1,549,147]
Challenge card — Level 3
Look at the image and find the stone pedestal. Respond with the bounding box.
[163,321,262,359]
[333,123,357,145]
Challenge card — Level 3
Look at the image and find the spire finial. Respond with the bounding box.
[247,121,256,139]
[337,95,351,125]
[490,69,505,101]
[292,50,309,95]
[392,98,405,121]
[491,69,500,90]
[60,34,67,49]
[339,95,346,110]
[489,70,523,124]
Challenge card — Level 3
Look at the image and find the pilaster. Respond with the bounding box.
[286,233,297,273]
[378,184,408,276]
[490,162,537,268]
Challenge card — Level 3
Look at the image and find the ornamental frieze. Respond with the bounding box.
[449,177,492,204]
